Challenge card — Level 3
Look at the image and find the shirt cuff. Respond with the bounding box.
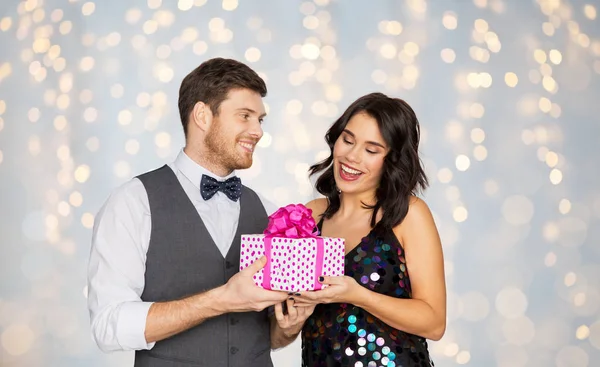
[116,301,156,350]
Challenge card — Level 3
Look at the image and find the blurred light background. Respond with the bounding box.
[0,0,599,366]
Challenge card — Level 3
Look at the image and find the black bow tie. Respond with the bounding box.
[200,174,242,201]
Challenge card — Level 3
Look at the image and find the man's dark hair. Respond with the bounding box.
[178,58,267,136]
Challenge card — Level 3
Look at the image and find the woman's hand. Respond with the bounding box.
[293,276,366,306]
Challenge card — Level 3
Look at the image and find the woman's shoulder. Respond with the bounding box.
[305,198,329,221]
[406,196,432,219]
[392,196,435,241]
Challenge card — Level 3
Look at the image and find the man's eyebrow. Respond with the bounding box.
[236,107,267,118]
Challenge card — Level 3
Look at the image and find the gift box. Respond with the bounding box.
[239,204,345,291]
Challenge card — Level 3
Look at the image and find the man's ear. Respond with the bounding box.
[191,102,212,132]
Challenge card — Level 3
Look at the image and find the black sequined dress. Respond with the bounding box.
[301,219,434,367]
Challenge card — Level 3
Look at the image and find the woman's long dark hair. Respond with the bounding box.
[309,92,428,231]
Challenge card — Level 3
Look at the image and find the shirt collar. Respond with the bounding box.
[174,149,237,190]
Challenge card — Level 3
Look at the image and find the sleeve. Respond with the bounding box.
[87,178,156,352]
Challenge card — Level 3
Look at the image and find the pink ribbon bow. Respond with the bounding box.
[263,204,319,238]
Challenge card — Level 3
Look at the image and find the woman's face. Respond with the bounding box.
[332,112,389,196]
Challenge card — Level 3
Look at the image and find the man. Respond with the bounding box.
[88,58,305,367]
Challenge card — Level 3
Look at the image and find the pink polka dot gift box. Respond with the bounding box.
[240,204,345,292]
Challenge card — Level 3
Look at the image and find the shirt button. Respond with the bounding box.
[225,261,234,269]
[230,318,238,325]
[230,346,238,354]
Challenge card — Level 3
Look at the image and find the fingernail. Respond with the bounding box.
[318,276,324,282]
[289,297,294,301]
[294,293,301,296]
[288,292,294,295]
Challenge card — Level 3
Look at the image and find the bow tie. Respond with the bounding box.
[200,174,242,201]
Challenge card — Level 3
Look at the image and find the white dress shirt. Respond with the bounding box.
[87,149,276,352]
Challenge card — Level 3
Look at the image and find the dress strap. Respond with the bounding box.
[316,217,324,233]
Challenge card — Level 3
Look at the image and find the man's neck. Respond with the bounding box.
[183,146,232,178]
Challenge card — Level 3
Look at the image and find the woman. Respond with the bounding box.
[295,92,446,366]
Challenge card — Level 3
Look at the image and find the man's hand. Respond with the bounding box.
[219,256,289,313]
[274,299,315,337]
[270,298,315,349]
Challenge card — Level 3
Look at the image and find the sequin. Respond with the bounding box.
[333,351,342,361]
[301,222,434,366]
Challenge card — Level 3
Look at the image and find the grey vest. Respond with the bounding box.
[133,165,272,367]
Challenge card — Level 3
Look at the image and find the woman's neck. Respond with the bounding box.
[335,189,377,220]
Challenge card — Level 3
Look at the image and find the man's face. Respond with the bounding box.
[204,88,266,172]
